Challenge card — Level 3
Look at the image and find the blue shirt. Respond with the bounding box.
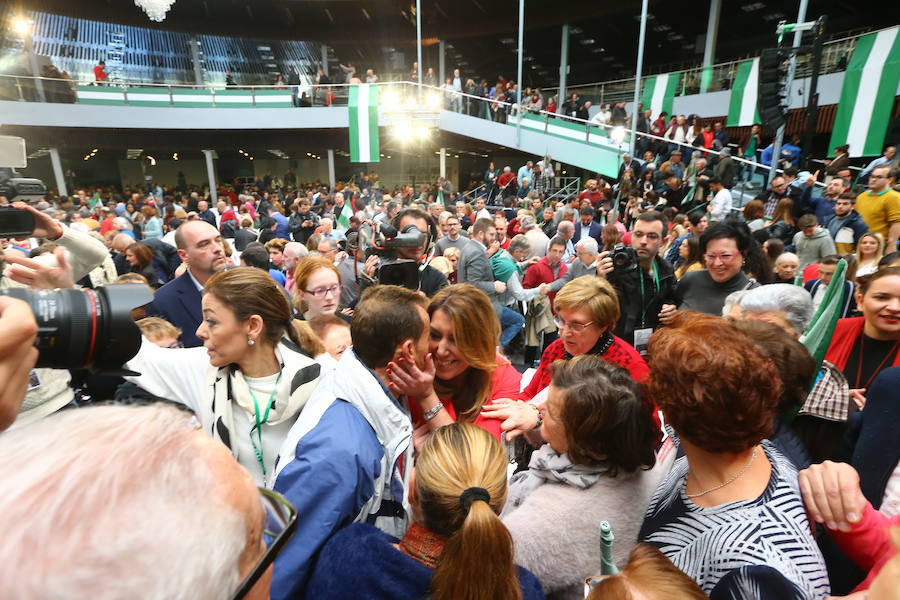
[271,212,290,240]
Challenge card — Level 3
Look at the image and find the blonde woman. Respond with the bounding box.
[307,423,544,600]
[386,284,522,443]
[855,232,885,279]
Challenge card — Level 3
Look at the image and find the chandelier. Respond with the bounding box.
[134,0,176,22]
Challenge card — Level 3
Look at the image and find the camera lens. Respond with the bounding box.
[0,284,154,374]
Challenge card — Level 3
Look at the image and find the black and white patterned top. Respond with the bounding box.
[638,441,830,599]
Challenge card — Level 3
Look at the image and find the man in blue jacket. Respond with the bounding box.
[270,285,430,599]
[145,221,227,347]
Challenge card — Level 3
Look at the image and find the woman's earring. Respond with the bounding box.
[248,338,255,346]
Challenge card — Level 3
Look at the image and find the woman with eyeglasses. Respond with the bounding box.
[123,267,322,487]
[501,355,665,599]
[306,423,544,600]
[482,276,659,441]
[292,256,347,321]
[670,221,759,317]
[385,285,523,446]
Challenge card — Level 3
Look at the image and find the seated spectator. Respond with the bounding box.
[804,255,857,316]
[586,544,706,600]
[0,403,289,599]
[639,312,829,598]
[502,355,666,599]
[293,256,345,321]
[306,423,543,600]
[672,221,759,316]
[387,284,521,443]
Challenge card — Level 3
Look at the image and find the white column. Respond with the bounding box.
[321,44,329,76]
[202,149,218,202]
[48,148,67,197]
[439,147,447,178]
[327,149,336,190]
[557,24,569,114]
[700,0,722,93]
[438,40,446,86]
[189,37,204,85]
[629,0,649,157]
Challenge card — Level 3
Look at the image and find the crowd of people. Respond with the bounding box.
[1,148,900,600]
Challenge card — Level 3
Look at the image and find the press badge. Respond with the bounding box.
[633,328,653,356]
[27,370,42,391]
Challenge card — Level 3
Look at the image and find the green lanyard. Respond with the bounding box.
[247,371,282,478]
[638,261,661,328]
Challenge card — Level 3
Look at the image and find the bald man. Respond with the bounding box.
[145,221,227,347]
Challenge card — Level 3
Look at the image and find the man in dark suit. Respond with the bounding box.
[572,206,602,246]
[145,221,227,347]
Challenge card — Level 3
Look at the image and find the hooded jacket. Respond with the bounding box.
[270,349,413,600]
[825,210,869,255]
[793,227,838,270]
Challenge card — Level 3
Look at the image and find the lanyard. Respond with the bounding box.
[639,261,660,328]
[248,371,282,478]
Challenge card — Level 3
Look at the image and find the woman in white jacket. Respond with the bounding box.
[125,267,321,486]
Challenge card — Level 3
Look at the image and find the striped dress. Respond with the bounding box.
[638,441,830,599]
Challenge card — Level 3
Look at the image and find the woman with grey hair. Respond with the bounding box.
[736,283,814,338]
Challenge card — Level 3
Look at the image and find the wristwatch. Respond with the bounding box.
[422,401,445,422]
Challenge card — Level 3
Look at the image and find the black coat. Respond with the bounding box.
[606,255,677,346]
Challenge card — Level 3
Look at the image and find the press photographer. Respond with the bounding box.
[598,211,677,353]
[357,208,448,297]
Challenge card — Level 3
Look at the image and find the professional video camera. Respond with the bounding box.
[0,135,151,374]
[610,242,638,272]
[345,220,428,290]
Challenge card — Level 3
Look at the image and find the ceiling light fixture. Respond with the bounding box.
[133,0,176,22]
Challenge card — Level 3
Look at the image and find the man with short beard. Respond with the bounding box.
[825,192,869,254]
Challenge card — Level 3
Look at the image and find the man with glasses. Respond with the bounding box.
[856,165,900,252]
[755,175,792,220]
[434,215,468,257]
[601,212,677,351]
[0,403,296,600]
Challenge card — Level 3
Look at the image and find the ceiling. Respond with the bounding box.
[12,0,891,87]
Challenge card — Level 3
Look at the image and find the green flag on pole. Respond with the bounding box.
[799,259,848,370]
[349,84,379,163]
[641,73,678,120]
[336,198,354,230]
[828,26,900,157]
[727,58,762,127]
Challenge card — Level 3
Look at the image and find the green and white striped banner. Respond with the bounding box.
[349,84,379,163]
[641,73,678,120]
[727,58,761,127]
[829,26,900,157]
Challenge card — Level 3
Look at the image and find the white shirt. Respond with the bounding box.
[709,188,733,222]
[882,460,900,519]
[476,207,491,221]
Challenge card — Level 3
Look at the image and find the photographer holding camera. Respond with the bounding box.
[598,211,677,354]
[1,202,112,429]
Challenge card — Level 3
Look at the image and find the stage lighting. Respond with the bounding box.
[416,125,430,139]
[12,17,31,36]
[404,96,417,109]
[382,90,398,107]
[393,122,413,139]
[425,93,440,108]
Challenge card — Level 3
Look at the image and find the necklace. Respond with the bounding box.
[685,448,757,499]
[854,335,900,390]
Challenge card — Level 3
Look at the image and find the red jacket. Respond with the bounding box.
[522,256,568,308]
[825,317,900,372]
[517,337,661,436]
[497,172,517,188]
[93,65,107,82]
[409,357,522,441]
[829,501,900,592]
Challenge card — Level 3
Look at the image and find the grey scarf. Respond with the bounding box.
[503,444,608,515]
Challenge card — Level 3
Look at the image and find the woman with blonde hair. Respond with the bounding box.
[855,232,885,279]
[124,267,321,486]
[387,284,522,442]
[306,423,544,600]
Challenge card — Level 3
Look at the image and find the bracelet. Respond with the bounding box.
[530,404,542,429]
[422,401,445,422]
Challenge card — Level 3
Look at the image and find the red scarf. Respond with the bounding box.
[398,522,446,569]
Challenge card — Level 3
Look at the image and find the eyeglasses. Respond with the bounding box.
[554,316,595,332]
[231,488,298,600]
[304,284,340,298]
[704,253,737,264]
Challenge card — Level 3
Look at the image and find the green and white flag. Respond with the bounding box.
[641,73,678,119]
[829,26,900,157]
[349,84,379,163]
[336,198,354,230]
[799,259,847,369]
[727,58,761,127]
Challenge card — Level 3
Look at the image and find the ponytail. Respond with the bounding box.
[430,499,521,600]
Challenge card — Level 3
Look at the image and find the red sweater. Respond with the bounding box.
[409,358,522,441]
[522,256,567,309]
[825,317,900,372]
[829,501,900,591]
